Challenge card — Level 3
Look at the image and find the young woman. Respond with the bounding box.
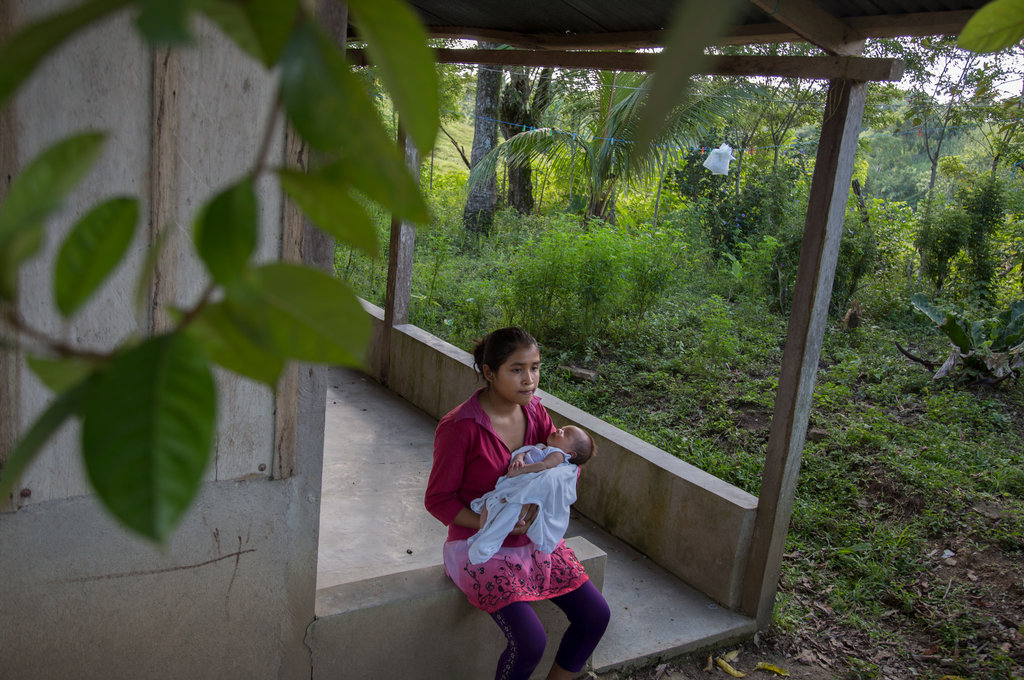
[424,327,610,680]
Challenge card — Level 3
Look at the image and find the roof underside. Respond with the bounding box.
[347,0,991,81]
[403,0,990,49]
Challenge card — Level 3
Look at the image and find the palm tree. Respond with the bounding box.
[467,70,733,222]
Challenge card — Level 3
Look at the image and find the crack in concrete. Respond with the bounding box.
[54,547,257,583]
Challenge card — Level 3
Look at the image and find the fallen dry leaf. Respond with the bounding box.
[715,657,747,678]
[753,662,790,677]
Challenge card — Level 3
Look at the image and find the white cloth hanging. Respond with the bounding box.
[703,143,736,175]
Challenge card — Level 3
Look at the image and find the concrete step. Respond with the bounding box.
[311,537,608,679]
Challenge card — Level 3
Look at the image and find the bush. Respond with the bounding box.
[501,221,678,344]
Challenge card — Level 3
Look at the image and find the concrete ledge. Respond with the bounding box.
[359,306,758,610]
[310,536,607,680]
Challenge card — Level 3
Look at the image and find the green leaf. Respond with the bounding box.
[279,21,370,150]
[633,0,747,156]
[910,294,947,326]
[958,0,1024,53]
[347,0,438,153]
[320,157,427,224]
[135,0,194,46]
[278,22,426,222]
[82,333,216,542]
[940,316,974,353]
[194,180,257,286]
[0,379,89,504]
[0,133,107,300]
[54,197,138,317]
[278,169,378,256]
[198,0,300,66]
[911,295,973,352]
[994,300,1024,349]
[186,302,285,386]
[227,262,370,366]
[27,355,100,394]
[0,0,131,108]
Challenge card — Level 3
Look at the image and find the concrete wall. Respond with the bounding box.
[0,4,324,678]
[361,304,759,610]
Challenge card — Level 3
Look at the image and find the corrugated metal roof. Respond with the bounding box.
[401,0,991,46]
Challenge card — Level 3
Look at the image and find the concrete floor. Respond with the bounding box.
[318,367,755,672]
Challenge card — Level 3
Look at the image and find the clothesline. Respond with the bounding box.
[451,108,1020,160]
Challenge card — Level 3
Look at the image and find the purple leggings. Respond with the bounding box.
[489,580,610,680]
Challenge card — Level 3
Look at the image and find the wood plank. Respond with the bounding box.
[0,13,19,507]
[740,78,867,627]
[748,0,864,55]
[353,48,904,82]
[420,10,976,49]
[381,127,420,387]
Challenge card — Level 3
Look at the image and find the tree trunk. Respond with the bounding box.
[499,67,553,215]
[463,44,501,233]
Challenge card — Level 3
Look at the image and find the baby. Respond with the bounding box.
[468,426,596,564]
[507,425,595,476]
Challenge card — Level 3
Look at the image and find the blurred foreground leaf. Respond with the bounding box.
[347,0,438,153]
[0,133,106,299]
[83,333,215,542]
[0,379,89,503]
[55,196,138,317]
[279,169,378,257]
[227,262,370,366]
[0,0,130,108]
[958,0,1024,53]
[187,302,285,386]
[194,180,257,286]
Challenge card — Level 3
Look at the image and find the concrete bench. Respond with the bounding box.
[309,536,607,679]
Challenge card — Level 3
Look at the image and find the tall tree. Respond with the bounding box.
[884,37,1009,200]
[498,66,554,214]
[462,43,502,233]
[469,71,731,222]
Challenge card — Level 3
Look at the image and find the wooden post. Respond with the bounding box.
[741,78,866,627]
[380,125,420,385]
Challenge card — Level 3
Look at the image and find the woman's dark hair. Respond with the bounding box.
[472,327,537,380]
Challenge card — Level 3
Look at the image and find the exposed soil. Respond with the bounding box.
[592,634,839,680]
[593,543,1024,680]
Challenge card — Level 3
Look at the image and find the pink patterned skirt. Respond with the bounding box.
[443,538,589,613]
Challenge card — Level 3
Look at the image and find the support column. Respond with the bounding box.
[741,78,866,627]
[380,125,420,386]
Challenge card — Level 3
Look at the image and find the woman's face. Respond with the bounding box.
[484,344,541,406]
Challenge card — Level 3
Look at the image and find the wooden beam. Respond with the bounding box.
[425,25,667,51]
[414,9,978,51]
[748,0,864,55]
[741,78,867,627]
[380,125,420,387]
[707,54,902,81]
[721,10,978,45]
[349,48,904,82]
[846,10,976,39]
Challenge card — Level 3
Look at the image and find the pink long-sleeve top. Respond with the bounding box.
[425,388,556,544]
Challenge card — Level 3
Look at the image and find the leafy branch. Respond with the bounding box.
[0,0,438,542]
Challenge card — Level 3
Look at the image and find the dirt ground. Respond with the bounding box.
[586,519,1024,680]
[590,635,839,680]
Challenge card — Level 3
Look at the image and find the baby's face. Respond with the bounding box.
[547,426,581,452]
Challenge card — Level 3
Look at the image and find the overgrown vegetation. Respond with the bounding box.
[344,49,1024,675]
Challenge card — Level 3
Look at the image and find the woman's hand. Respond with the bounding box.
[510,503,538,535]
